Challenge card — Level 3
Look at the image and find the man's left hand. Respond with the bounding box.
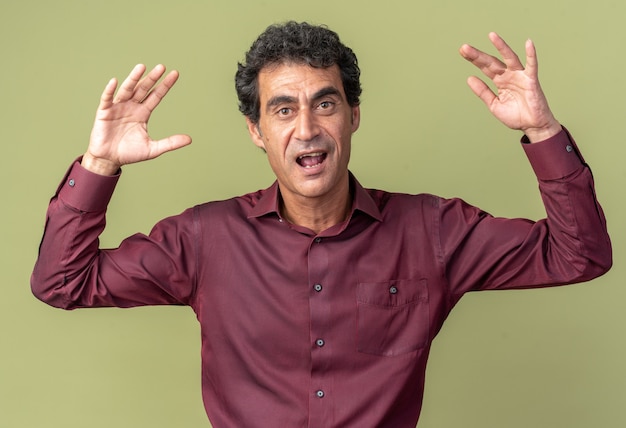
[460,32,562,143]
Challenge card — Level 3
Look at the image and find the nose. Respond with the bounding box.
[293,109,320,141]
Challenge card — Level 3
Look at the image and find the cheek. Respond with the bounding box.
[263,138,290,168]
[263,123,292,146]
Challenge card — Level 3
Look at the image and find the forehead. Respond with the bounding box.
[257,63,345,102]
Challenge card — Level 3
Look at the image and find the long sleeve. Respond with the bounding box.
[439,128,612,300]
[31,159,197,310]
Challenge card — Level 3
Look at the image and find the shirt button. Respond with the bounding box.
[68,179,75,187]
[389,286,398,294]
[314,237,322,243]
[316,339,325,347]
[314,284,323,292]
[566,144,573,153]
[316,390,325,398]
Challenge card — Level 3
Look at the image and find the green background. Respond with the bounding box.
[2,0,624,427]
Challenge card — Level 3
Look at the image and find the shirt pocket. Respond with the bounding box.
[356,278,429,356]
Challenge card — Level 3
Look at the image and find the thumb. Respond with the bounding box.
[149,134,193,159]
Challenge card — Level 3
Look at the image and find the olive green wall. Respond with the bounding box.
[2,0,623,426]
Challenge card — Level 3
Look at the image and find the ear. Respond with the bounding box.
[351,105,361,133]
[246,117,265,150]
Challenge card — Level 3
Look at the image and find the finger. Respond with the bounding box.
[459,43,506,80]
[466,76,497,108]
[141,70,180,112]
[524,38,538,77]
[488,32,524,71]
[113,64,147,103]
[149,133,193,159]
[131,64,167,103]
[97,77,118,111]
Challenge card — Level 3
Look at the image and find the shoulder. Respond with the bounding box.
[191,186,273,220]
[364,187,488,227]
[365,187,442,213]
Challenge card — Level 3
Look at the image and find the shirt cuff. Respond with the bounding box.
[57,157,120,212]
[521,127,585,181]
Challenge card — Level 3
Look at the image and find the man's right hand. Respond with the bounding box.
[82,64,192,175]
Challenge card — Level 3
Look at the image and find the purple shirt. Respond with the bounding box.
[31,129,611,427]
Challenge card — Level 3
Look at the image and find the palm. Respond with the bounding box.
[486,68,549,130]
[90,100,155,165]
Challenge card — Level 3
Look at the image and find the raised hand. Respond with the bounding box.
[83,64,192,175]
[459,32,562,143]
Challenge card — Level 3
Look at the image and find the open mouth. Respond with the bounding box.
[296,152,327,168]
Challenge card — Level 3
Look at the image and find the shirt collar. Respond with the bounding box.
[248,172,383,223]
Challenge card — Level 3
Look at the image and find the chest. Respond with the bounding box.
[193,215,448,358]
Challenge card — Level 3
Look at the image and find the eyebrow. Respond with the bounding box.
[265,95,297,112]
[265,86,344,113]
[311,86,343,102]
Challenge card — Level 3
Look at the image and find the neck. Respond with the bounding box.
[279,180,352,235]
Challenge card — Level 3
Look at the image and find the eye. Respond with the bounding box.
[278,107,291,116]
[319,101,333,109]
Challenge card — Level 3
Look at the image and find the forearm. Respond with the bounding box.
[526,128,612,279]
[442,128,612,296]
[31,159,118,308]
[31,159,197,309]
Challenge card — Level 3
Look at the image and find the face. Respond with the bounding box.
[246,63,360,207]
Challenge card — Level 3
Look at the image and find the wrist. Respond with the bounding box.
[81,153,120,176]
[523,120,562,144]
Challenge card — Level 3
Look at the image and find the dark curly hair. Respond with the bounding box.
[235,21,362,124]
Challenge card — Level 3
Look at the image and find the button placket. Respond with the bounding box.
[308,234,332,423]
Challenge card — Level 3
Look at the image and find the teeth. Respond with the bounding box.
[298,152,324,159]
[297,152,326,168]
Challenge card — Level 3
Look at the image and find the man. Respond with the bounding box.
[31,22,611,427]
